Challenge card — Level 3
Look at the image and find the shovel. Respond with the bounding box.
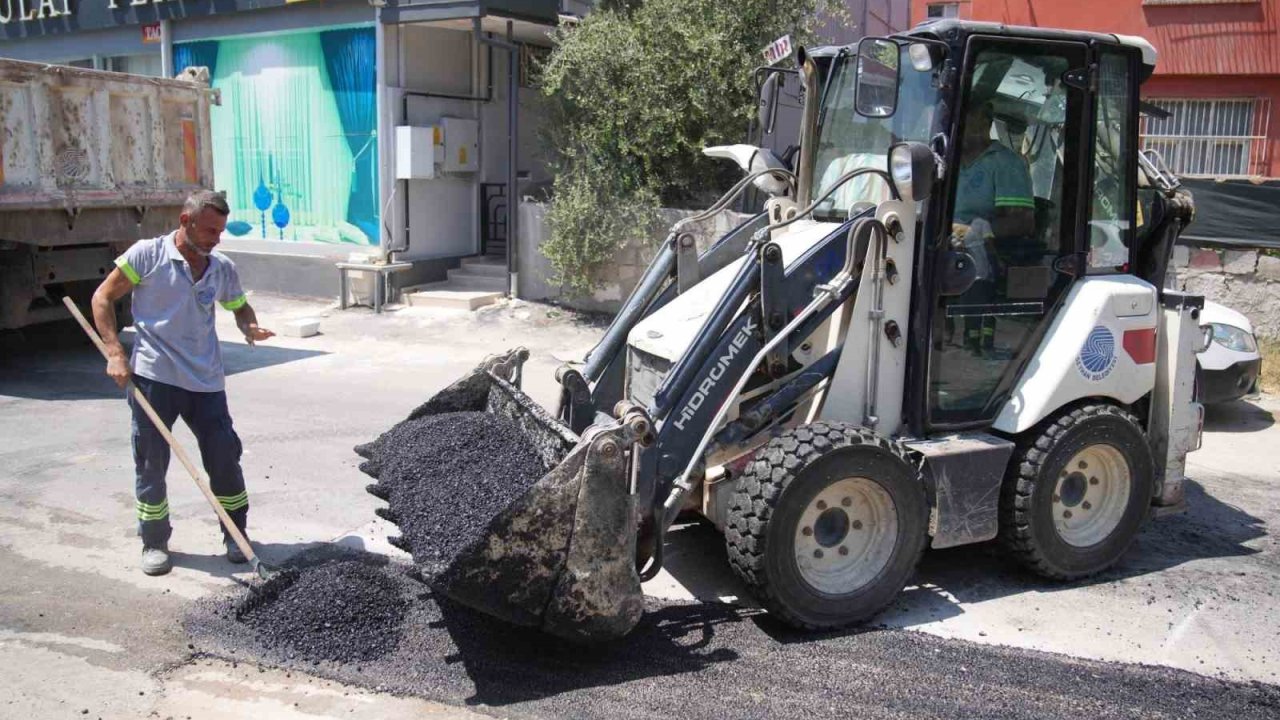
[63,297,280,580]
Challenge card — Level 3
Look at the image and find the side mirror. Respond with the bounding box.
[938,249,978,296]
[702,144,791,196]
[888,142,936,202]
[758,72,780,135]
[855,38,899,118]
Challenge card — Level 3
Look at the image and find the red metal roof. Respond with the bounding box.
[911,0,1280,77]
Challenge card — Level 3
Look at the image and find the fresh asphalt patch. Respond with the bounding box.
[185,545,1280,720]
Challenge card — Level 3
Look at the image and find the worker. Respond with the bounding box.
[91,190,274,576]
[951,101,1035,350]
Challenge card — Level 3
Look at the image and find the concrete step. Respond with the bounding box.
[403,284,504,311]
[459,256,507,278]
[439,272,507,292]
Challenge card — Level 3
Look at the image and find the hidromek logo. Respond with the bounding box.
[673,318,758,431]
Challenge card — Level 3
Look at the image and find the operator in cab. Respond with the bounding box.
[951,101,1035,350]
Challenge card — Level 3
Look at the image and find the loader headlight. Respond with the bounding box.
[1209,323,1257,353]
[888,142,936,202]
[908,43,935,72]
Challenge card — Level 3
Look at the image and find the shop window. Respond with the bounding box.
[184,29,380,246]
[105,54,163,77]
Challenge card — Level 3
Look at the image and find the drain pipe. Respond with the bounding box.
[478,22,519,297]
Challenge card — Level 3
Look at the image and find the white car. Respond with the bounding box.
[1197,300,1262,404]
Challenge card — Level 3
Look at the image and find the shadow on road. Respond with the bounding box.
[0,321,326,401]
[1203,398,1275,433]
[900,479,1265,613]
[656,478,1265,635]
[434,595,744,707]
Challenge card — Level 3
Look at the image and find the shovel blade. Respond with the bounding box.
[360,349,644,642]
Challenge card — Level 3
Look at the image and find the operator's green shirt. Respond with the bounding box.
[954,142,1034,225]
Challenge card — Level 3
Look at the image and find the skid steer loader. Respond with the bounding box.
[359,20,1206,642]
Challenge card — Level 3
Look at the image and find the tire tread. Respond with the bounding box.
[725,421,924,630]
[998,402,1148,580]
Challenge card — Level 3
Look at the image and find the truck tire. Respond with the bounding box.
[999,403,1154,580]
[725,422,928,630]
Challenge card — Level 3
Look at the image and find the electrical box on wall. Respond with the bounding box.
[395,125,443,180]
[396,119,476,178]
[441,117,479,173]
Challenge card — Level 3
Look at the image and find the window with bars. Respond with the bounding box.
[1140,98,1270,177]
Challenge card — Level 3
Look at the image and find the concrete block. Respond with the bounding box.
[404,287,502,311]
[1188,249,1222,270]
[279,318,320,338]
[1256,254,1280,283]
[1222,250,1258,275]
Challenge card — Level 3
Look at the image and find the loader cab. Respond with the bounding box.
[837,23,1150,434]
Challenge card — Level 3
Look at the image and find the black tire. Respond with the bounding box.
[725,422,928,630]
[999,403,1154,580]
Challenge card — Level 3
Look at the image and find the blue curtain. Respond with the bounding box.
[172,41,219,79]
[319,28,378,245]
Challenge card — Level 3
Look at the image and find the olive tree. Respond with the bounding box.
[538,0,829,297]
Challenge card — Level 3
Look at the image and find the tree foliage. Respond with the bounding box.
[538,0,826,296]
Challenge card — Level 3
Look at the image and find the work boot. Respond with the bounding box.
[225,538,248,565]
[141,546,172,576]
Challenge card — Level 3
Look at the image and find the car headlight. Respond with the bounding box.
[1210,323,1257,353]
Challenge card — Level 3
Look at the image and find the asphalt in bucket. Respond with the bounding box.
[362,411,547,573]
[186,545,1280,720]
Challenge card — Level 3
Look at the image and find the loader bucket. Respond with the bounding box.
[356,349,646,643]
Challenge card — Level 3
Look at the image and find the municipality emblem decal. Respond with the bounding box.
[1076,326,1117,381]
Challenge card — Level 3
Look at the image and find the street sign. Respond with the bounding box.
[762,34,794,66]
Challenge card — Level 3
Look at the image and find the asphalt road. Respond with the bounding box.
[2,294,1278,719]
[185,545,1280,720]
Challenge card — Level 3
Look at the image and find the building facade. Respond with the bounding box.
[2,0,562,297]
[912,0,1280,179]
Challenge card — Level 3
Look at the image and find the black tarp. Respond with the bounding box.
[1178,177,1280,250]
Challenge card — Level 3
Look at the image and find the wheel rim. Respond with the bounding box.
[793,477,898,595]
[1052,444,1131,547]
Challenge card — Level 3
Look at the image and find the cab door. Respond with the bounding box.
[927,36,1090,428]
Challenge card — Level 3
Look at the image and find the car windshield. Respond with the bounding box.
[810,44,942,221]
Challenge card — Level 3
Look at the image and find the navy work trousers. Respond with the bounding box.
[130,375,248,549]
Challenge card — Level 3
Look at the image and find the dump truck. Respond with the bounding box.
[360,19,1205,641]
[0,59,216,330]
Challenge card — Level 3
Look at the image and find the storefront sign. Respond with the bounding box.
[141,20,160,43]
[1,0,298,38]
[0,0,72,24]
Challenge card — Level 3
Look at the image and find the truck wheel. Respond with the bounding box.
[725,422,928,630]
[999,403,1154,580]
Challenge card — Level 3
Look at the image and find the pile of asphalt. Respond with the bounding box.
[362,411,547,573]
[187,545,1280,720]
[235,560,407,664]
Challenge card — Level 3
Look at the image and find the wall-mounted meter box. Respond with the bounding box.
[441,117,479,173]
[395,125,444,180]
